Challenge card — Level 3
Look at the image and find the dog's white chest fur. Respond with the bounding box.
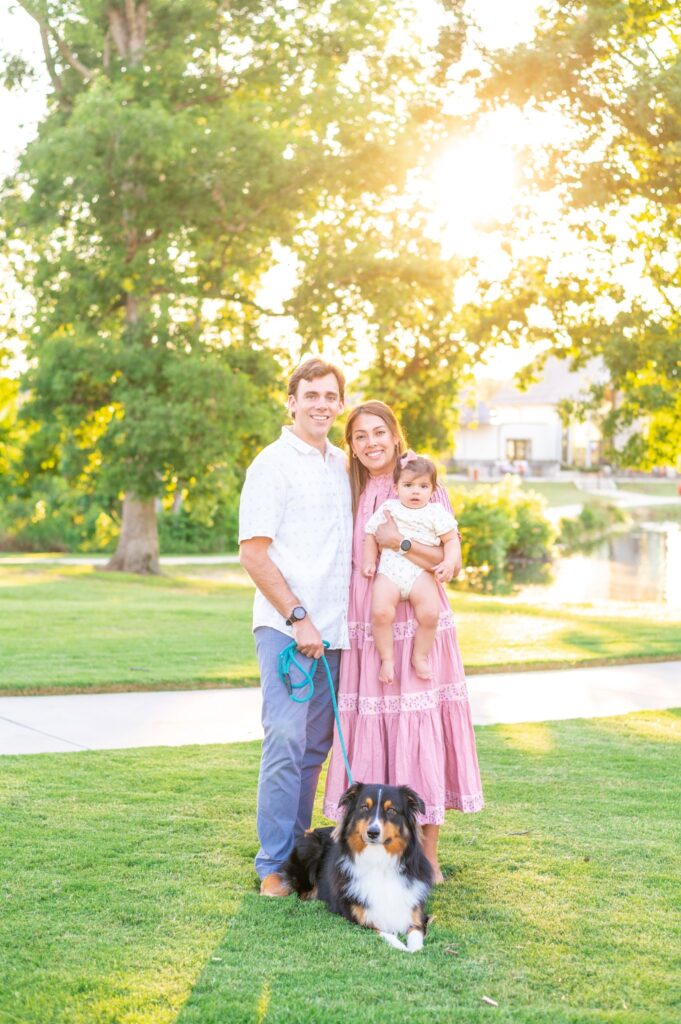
[341,847,429,934]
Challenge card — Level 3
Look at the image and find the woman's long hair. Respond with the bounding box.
[344,401,407,515]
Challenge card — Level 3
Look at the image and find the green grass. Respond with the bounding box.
[616,481,680,499]
[446,481,585,509]
[1,564,680,695]
[2,710,681,1023]
[447,480,612,509]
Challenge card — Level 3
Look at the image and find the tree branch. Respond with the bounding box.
[38,20,64,97]
[20,2,94,82]
[221,293,291,317]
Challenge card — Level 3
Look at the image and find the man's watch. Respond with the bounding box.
[399,538,412,554]
[285,605,307,626]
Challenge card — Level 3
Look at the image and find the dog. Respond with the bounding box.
[282,781,433,952]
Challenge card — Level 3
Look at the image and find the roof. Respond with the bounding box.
[487,357,605,408]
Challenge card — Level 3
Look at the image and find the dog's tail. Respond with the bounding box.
[282,826,334,898]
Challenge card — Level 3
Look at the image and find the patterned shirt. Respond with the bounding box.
[238,426,353,649]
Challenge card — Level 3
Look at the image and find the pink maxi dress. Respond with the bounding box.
[323,474,484,824]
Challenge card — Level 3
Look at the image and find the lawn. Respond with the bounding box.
[616,481,680,499]
[1,709,680,1023]
[447,480,592,508]
[1,564,680,694]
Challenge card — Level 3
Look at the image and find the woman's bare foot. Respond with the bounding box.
[411,653,431,680]
[429,862,445,885]
[421,823,443,883]
[379,659,395,685]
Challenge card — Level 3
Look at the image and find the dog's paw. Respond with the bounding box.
[379,931,408,952]
[406,930,424,953]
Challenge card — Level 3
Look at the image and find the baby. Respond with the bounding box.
[363,451,459,684]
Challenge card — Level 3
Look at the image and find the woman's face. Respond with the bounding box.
[349,413,400,476]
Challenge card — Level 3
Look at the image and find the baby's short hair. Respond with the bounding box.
[393,454,438,490]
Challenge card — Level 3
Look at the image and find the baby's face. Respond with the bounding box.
[396,472,434,509]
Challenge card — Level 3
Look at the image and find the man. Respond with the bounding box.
[239,358,352,896]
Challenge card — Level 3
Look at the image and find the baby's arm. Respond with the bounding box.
[362,533,379,578]
[434,529,461,583]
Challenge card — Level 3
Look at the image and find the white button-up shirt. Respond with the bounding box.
[238,426,352,649]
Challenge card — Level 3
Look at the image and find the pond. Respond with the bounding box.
[518,521,681,608]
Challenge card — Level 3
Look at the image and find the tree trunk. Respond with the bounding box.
[105,494,160,574]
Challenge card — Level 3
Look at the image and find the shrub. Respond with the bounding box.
[157,495,239,554]
[448,477,555,593]
[558,503,629,554]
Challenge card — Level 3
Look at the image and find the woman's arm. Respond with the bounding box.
[373,511,442,570]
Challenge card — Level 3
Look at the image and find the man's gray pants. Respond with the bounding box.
[254,626,341,880]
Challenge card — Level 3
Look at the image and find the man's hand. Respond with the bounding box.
[374,510,402,551]
[292,617,324,660]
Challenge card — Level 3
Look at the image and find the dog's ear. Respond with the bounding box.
[338,781,363,811]
[400,786,426,817]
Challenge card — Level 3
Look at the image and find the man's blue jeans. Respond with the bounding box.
[254,626,341,880]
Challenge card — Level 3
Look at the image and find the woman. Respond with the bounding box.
[323,401,483,882]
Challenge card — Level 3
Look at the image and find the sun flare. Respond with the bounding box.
[425,130,519,255]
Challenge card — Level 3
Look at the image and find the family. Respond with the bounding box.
[238,358,483,895]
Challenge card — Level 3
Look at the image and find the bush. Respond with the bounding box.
[558,503,629,554]
[0,479,117,553]
[157,495,239,554]
[448,477,555,593]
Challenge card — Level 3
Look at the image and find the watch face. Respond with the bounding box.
[400,539,412,551]
[292,606,306,621]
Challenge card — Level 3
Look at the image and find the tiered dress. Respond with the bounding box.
[323,473,484,824]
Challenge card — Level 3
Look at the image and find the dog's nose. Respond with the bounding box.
[366,825,381,841]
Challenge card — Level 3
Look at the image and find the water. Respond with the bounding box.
[519,522,681,607]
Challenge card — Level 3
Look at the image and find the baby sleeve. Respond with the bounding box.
[430,502,458,537]
[364,502,389,536]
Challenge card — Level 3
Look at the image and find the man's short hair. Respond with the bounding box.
[287,358,345,402]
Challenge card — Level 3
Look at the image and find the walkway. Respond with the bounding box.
[1,660,679,755]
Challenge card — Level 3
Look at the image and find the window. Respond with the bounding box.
[506,439,532,461]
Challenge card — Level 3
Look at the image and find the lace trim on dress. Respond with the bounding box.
[349,610,457,642]
[337,681,469,715]
[323,792,483,825]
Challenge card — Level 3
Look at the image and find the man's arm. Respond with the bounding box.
[239,537,324,658]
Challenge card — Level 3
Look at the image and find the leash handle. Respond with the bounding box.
[277,640,354,786]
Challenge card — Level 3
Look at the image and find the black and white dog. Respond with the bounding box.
[283,782,433,952]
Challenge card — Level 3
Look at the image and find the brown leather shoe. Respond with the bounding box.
[259,872,291,897]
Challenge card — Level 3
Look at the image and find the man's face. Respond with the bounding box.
[287,372,344,443]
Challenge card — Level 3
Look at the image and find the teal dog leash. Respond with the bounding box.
[277,640,354,785]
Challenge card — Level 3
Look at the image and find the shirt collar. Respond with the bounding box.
[281,426,345,462]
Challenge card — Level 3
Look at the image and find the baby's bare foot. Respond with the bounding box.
[379,659,395,685]
[411,653,431,680]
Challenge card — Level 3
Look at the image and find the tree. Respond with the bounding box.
[477,0,681,468]
[2,0,474,570]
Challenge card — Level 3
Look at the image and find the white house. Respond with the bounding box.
[454,358,605,476]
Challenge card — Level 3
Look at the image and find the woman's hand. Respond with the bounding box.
[434,560,458,584]
[374,510,402,551]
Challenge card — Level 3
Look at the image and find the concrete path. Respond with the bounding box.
[1,661,679,756]
[0,554,240,567]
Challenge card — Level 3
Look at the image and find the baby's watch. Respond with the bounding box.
[399,538,412,554]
